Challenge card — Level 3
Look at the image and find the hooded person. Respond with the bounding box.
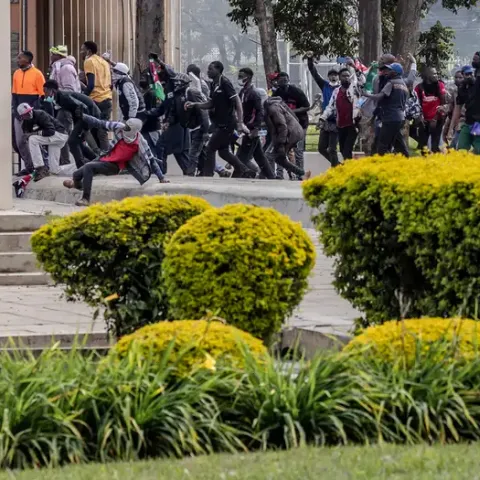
[263,96,311,180]
[49,46,81,93]
[63,115,168,206]
[146,72,195,175]
[111,62,146,121]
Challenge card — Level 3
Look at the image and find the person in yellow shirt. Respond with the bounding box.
[80,41,112,151]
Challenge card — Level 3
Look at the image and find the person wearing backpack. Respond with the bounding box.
[264,97,311,180]
[111,63,146,121]
[415,67,447,153]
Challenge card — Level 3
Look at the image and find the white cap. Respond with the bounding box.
[113,62,129,75]
[17,103,33,117]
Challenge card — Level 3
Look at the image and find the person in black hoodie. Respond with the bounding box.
[17,103,68,181]
[145,73,194,175]
[44,79,102,167]
[139,79,160,152]
[235,67,274,179]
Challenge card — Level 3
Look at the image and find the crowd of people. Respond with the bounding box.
[10,40,480,206]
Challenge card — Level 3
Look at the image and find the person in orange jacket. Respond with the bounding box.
[12,50,46,174]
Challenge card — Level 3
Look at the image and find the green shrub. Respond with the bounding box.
[345,318,480,364]
[31,195,211,336]
[303,151,480,327]
[111,319,268,378]
[162,204,316,343]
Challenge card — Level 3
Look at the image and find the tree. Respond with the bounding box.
[136,0,165,77]
[391,0,425,56]
[416,21,455,74]
[254,0,280,77]
[358,0,382,63]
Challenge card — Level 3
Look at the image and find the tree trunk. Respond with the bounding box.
[392,0,423,57]
[135,0,165,79]
[358,0,382,65]
[254,0,280,83]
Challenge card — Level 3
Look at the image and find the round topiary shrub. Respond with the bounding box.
[31,195,211,337]
[111,319,268,377]
[162,204,316,344]
[345,318,480,363]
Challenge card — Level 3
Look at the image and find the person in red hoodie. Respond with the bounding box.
[415,67,447,153]
[63,117,168,206]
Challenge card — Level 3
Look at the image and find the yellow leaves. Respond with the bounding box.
[104,293,119,302]
[346,318,480,363]
[110,320,268,378]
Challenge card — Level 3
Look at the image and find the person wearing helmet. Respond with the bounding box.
[111,62,146,121]
[17,102,68,181]
[63,115,168,206]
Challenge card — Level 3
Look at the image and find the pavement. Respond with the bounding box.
[1,199,358,345]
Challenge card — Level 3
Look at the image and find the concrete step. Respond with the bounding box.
[0,252,38,273]
[0,232,33,252]
[0,213,47,232]
[0,272,50,286]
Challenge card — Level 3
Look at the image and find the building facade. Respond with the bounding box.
[10,0,181,75]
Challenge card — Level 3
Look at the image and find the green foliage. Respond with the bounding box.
[111,319,268,378]
[417,21,455,75]
[31,195,211,337]
[0,346,243,470]
[227,0,357,58]
[4,339,480,469]
[303,152,480,327]
[163,204,316,344]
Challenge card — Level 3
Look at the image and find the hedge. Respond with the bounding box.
[345,318,480,363]
[111,319,268,378]
[162,204,316,343]
[303,151,480,327]
[31,195,211,336]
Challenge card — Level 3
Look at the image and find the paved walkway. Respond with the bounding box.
[1,205,358,338]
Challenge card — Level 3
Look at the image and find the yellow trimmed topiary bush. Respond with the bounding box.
[162,204,316,344]
[345,318,480,363]
[111,319,268,377]
[31,195,211,337]
[303,151,480,328]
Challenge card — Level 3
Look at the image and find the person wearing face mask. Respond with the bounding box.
[16,103,68,181]
[319,68,362,161]
[111,63,146,121]
[272,72,310,179]
[234,67,275,179]
[306,53,340,167]
[63,116,168,206]
[453,55,480,154]
[185,61,255,178]
[443,69,465,149]
[362,63,409,157]
[12,51,46,175]
[415,67,447,153]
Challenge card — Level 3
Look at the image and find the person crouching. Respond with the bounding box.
[63,116,168,206]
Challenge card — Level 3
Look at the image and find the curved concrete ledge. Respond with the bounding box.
[23,176,316,227]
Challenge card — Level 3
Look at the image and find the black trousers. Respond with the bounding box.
[68,120,88,169]
[93,99,113,151]
[418,118,444,153]
[377,121,409,157]
[318,129,339,166]
[190,129,208,172]
[73,161,119,201]
[338,125,357,161]
[204,127,248,177]
[271,144,305,178]
[235,136,275,179]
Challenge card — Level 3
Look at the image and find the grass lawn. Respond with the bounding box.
[3,444,480,480]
